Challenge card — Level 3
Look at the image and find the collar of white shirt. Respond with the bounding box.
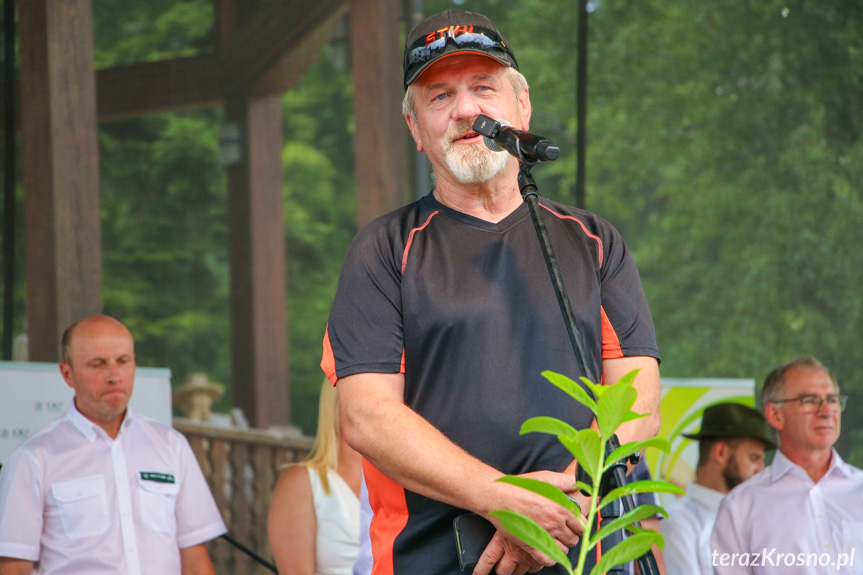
[769,447,851,484]
[65,402,135,441]
[686,481,725,513]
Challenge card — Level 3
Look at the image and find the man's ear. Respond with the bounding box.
[405,114,424,152]
[517,87,532,131]
[764,403,784,431]
[711,440,730,465]
[59,363,75,390]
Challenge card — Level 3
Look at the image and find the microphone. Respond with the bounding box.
[472,114,560,162]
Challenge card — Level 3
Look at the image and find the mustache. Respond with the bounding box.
[446,120,478,142]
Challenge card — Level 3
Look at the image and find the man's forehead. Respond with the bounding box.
[417,54,506,88]
[784,365,837,392]
[69,325,134,358]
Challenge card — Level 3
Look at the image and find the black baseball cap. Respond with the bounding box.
[403,10,519,90]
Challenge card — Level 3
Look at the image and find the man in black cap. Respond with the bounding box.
[323,9,661,575]
[661,402,775,575]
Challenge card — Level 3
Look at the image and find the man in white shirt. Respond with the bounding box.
[0,315,226,575]
[711,356,863,575]
[661,402,775,575]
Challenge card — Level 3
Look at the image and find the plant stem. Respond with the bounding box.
[574,437,607,575]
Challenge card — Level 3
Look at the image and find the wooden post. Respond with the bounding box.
[19,0,102,360]
[350,0,409,227]
[225,95,290,427]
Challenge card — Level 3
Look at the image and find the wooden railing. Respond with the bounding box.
[174,418,314,575]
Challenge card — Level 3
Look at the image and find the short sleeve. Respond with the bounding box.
[172,432,227,548]
[326,219,407,380]
[597,223,659,361]
[0,449,44,561]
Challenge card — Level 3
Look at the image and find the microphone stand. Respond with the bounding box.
[517,161,660,575]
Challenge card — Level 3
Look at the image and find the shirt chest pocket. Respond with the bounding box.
[50,474,109,539]
[137,474,180,535]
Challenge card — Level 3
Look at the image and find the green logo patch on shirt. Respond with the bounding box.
[139,471,175,484]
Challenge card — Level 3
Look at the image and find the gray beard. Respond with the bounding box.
[442,131,509,184]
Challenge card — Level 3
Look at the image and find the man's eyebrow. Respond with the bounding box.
[424,73,498,93]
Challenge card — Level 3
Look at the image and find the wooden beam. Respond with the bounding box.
[94,0,348,121]
[350,0,410,227]
[20,0,102,360]
[96,55,222,122]
[225,95,290,427]
[217,0,348,95]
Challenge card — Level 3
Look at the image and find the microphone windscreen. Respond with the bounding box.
[482,119,511,152]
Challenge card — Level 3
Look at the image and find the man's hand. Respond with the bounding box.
[474,530,545,575]
[473,470,586,575]
[0,558,34,575]
[179,543,216,575]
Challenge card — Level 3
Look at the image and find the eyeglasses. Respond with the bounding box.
[404,25,517,85]
[771,394,848,413]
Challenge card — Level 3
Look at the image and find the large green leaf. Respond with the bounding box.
[605,438,671,471]
[596,383,638,439]
[602,480,686,508]
[490,510,573,571]
[542,371,598,414]
[589,531,663,575]
[590,504,667,546]
[559,429,601,482]
[578,377,604,400]
[496,476,582,520]
[521,416,580,438]
[609,369,641,387]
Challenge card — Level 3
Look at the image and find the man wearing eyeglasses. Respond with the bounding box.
[323,8,661,575]
[711,356,863,574]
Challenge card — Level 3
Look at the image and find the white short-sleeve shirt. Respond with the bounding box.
[0,404,226,575]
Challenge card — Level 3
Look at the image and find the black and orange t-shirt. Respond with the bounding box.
[323,193,659,574]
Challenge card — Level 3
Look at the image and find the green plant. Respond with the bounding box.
[492,369,685,575]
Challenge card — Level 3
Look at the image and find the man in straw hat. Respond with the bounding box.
[322,8,661,575]
[661,402,775,575]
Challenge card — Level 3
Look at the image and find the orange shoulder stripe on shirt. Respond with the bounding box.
[402,211,439,274]
[538,203,604,268]
[600,305,624,360]
[321,326,407,385]
[321,326,338,385]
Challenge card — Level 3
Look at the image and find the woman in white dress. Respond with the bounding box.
[268,379,362,575]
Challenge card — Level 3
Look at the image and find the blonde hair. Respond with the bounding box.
[297,378,341,495]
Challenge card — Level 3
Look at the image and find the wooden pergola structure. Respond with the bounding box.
[16,0,409,426]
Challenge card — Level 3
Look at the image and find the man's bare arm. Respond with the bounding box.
[602,356,661,445]
[0,558,33,575]
[337,373,582,563]
[179,543,216,575]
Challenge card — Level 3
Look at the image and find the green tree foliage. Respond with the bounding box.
[94,2,355,430]
[81,0,863,455]
[281,47,357,432]
[499,0,863,461]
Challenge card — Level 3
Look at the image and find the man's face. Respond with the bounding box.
[405,55,531,186]
[769,366,841,452]
[722,437,767,489]
[60,318,136,428]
